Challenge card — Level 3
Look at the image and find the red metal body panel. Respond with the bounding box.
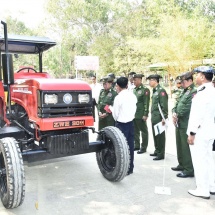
[0,82,5,121]
[10,75,94,130]
[14,72,51,79]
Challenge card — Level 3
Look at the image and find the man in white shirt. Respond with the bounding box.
[109,77,137,175]
[187,66,215,199]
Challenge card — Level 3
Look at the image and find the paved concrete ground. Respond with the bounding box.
[0,99,215,215]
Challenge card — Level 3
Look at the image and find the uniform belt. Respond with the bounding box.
[116,120,133,124]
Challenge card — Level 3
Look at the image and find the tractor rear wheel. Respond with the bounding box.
[96,126,129,182]
[0,137,25,209]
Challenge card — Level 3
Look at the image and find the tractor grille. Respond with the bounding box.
[38,90,93,118]
[47,130,89,154]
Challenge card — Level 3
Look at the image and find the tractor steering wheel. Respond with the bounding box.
[16,67,38,73]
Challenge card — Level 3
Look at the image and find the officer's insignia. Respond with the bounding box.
[138,90,142,94]
[161,92,166,96]
[145,91,149,95]
[108,93,112,97]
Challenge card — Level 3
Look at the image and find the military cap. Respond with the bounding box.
[192,66,215,74]
[146,74,162,80]
[107,73,115,79]
[175,77,182,84]
[133,74,144,78]
[128,71,136,76]
[177,71,193,81]
[101,76,114,83]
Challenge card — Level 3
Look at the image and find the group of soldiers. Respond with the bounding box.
[91,65,215,199]
[93,72,168,161]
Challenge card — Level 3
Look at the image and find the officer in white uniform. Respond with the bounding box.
[187,66,215,199]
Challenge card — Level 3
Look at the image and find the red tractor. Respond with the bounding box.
[0,21,129,209]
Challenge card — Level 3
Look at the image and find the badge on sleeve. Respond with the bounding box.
[138,90,142,94]
[161,92,166,96]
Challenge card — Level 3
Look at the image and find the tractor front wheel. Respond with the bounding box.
[0,137,25,209]
[96,126,130,182]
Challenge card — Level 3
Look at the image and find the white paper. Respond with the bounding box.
[154,121,165,136]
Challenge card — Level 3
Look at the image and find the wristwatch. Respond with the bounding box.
[190,132,196,136]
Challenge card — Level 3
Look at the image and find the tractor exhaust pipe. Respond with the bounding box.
[1,21,14,85]
[1,21,15,120]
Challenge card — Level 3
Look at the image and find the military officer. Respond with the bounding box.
[187,66,215,199]
[147,74,168,160]
[107,73,117,89]
[171,78,183,106]
[97,76,117,130]
[172,72,196,178]
[127,72,136,92]
[133,74,150,153]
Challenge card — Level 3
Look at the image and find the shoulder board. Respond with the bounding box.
[198,86,205,92]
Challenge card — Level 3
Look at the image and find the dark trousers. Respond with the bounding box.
[213,139,215,151]
[134,118,148,151]
[92,99,96,122]
[116,121,134,172]
[176,127,194,174]
[151,123,166,158]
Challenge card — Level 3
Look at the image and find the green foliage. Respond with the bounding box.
[2,0,215,79]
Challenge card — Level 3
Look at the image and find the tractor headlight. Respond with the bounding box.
[44,94,58,104]
[78,94,90,103]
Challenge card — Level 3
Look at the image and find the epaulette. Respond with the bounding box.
[198,86,205,92]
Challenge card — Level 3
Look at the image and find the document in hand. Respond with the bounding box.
[154,121,165,136]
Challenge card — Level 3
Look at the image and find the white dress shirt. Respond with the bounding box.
[90,83,102,103]
[187,82,215,140]
[127,82,135,92]
[110,89,137,123]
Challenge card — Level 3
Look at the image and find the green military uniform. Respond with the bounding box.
[171,86,183,106]
[133,83,150,151]
[151,84,168,159]
[97,86,117,130]
[172,80,196,175]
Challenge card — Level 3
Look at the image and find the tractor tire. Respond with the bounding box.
[96,126,130,182]
[0,137,25,209]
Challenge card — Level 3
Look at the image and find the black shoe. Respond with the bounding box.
[210,191,215,195]
[176,172,194,178]
[171,166,184,171]
[150,153,157,156]
[134,148,140,151]
[153,156,164,161]
[137,149,146,154]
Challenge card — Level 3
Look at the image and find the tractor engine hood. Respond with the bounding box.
[15,78,92,91]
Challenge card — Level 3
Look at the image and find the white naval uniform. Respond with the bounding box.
[187,82,215,195]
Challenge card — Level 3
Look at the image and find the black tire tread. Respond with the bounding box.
[0,137,25,209]
[96,126,129,182]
